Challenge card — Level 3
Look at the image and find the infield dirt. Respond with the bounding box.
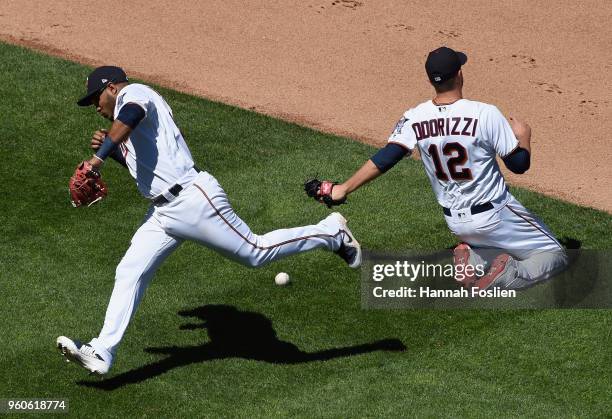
[1,0,609,211]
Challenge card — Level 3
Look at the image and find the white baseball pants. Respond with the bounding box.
[445,192,568,289]
[90,171,346,362]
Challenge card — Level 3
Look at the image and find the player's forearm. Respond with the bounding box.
[509,116,531,154]
[341,160,382,195]
[514,124,531,154]
[341,142,408,195]
[88,121,132,169]
[517,133,531,154]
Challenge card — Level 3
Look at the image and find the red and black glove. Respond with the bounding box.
[69,161,108,207]
[304,178,346,208]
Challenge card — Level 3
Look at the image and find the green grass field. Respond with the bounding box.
[0,42,610,417]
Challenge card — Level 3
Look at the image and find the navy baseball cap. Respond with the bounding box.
[77,66,129,106]
[425,47,467,84]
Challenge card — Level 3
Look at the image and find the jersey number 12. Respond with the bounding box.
[428,142,473,181]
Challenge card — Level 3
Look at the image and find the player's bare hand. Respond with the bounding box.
[331,183,348,202]
[90,129,108,150]
[508,116,531,139]
[508,116,531,152]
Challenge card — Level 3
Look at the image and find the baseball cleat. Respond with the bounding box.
[56,336,110,375]
[330,212,362,268]
[471,253,512,291]
[453,243,476,287]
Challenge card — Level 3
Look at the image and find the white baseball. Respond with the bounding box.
[275,272,290,286]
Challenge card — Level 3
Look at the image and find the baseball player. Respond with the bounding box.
[57,66,361,375]
[306,47,567,291]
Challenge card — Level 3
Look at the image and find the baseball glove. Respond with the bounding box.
[69,161,108,207]
[304,178,346,208]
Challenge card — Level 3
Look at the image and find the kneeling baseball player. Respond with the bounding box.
[306,47,567,292]
[58,66,361,375]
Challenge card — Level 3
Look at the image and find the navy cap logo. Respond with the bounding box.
[77,66,129,106]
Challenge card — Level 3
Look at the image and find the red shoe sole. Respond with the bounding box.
[453,243,475,287]
[472,254,511,290]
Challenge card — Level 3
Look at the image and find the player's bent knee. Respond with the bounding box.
[240,259,261,268]
[236,236,273,268]
[550,248,569,271]
[528,249,569,284]
[232,252,268,268]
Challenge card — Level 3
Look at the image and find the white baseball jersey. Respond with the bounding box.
[386,98,566,288]
[388,99,518,209]
[113,83,197,198]
[86,84,352,363]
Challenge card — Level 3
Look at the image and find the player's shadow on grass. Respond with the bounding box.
[79,304,405,390]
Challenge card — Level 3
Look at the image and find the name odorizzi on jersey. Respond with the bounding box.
[411,116,478,141]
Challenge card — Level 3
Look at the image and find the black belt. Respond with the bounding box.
[443,202,493,217]
[152,166,201,205]
[152,184,183,205]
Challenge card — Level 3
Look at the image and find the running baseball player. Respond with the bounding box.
[306,47,567,291]
[57,66,361,375]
